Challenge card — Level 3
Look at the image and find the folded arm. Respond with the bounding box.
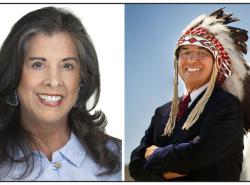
[144,99,244,174]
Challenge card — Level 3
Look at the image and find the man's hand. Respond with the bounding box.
[144,145,187,179]
[162,171,187,180]
[144,145,159,160]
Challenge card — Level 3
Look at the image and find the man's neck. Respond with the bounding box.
[184,83,209,107]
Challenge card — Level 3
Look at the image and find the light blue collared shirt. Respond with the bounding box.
[0,133,121,181]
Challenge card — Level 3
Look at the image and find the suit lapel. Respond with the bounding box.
[171,89,207,143]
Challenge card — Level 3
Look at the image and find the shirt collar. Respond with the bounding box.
[11,132,86,168]
[184,83,209,107]
[58,132,86,168]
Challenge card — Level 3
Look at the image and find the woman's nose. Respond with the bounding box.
[44,68,63,88]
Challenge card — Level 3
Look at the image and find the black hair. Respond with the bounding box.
[0,6,121,179]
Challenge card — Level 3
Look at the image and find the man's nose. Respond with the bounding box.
[186,53,199,62]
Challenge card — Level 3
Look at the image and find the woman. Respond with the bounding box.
[0,6,121,181]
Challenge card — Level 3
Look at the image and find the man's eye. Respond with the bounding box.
[31,62,44,69]
[64,63,74,70]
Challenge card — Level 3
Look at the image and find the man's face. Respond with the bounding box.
[178,45,214,92]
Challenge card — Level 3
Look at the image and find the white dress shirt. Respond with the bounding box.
[184,83,209,107]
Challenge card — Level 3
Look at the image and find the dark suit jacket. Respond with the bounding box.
[129,85,244,181]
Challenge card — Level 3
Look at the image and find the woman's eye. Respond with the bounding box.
[64,63,74,70]
[31,62,44,69]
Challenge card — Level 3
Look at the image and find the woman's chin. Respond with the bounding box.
[35,112,67,125]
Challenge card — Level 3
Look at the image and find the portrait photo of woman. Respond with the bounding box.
[0,4,123,181]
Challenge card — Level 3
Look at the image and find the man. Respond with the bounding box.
[129,8,249,181]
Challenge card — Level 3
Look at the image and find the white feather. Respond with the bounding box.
[223,74,244,101]
[182,14,207,34]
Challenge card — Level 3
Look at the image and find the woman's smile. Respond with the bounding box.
[37,93,64,107]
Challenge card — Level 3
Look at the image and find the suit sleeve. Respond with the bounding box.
[129,108,166,181]
[144,97,244,174]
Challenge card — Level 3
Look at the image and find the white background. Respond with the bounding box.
[0,4,124,140]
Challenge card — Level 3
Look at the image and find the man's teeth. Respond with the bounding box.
[187,68,200,72]
[38,94,62,103]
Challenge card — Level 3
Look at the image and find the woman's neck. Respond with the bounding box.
[21,116,71,161]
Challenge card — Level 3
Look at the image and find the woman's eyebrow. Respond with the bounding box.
[28,57,47,61]
[27,57,79,63]
[62,57,79,63]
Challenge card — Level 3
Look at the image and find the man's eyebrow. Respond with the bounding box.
[179,47,209,52]
[199,48,210,52]
[28,57,47,61]
[62,57,79,62]
[179,47,189,51]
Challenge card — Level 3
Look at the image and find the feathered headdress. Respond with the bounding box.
[163,8,250,136]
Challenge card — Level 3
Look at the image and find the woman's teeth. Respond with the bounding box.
[38,94,62,103]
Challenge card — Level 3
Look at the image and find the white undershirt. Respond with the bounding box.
[184,83,209,107]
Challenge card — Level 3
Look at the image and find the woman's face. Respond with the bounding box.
[17,32,81,126]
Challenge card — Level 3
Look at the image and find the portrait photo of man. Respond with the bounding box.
[126,4,250,181]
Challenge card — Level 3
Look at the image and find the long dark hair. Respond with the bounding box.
[0,6,121,179]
